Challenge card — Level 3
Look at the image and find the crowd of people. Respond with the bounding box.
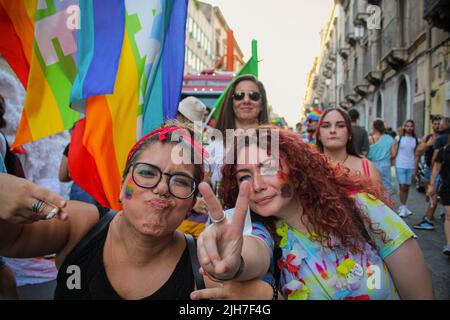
[0,73,447,300]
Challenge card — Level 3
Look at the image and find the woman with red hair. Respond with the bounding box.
[193,126,434,300]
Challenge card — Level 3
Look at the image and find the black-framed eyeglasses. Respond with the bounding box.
[232,91,261,102]
[131,162,197,199]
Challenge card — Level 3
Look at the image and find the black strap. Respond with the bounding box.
[184,234,205,290]
[273,246,282,290]
[66,210,116,262]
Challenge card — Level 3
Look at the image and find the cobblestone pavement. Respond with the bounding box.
[392,183,450,300]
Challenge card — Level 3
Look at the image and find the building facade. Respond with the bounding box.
[303,0,450,137]
[184,0,244,74]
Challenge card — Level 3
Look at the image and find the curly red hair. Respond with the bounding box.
[220,126,390,254]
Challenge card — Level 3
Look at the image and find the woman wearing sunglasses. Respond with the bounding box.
[192,126,433,300]
[206,75,269,192]
[0,121,221,300]
[316,108,382,187]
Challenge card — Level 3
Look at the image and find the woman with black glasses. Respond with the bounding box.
[0,121,218,300]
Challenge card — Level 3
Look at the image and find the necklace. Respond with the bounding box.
[340,154,349,165]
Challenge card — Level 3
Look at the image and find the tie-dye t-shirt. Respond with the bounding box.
[250,193,416,300]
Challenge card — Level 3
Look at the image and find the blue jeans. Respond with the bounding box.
[373,161,394,194]
[396,167,414,185]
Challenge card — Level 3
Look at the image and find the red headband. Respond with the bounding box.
[126,126,209,180]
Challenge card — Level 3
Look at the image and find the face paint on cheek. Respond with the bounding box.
[277,171,293,198]
[125,181,135,200]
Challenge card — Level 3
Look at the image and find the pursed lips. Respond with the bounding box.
[148,199,170,210]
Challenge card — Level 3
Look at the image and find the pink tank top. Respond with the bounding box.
[361,159,371,177]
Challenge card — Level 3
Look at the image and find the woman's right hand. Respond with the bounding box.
[426,184,436,198]
[197,181,250,281]
[0,173,67,224]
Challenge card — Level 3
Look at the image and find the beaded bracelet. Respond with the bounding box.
[271,280,279,300]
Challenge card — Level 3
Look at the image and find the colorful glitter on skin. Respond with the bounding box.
[124,180,135,200]
[277,171,293,198]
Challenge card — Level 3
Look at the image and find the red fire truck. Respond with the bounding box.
[181,68,234,111]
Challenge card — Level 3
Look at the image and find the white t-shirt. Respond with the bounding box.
[204,138,225,188]
[395,135,418,169]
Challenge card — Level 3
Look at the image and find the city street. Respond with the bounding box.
[393,185,450,299]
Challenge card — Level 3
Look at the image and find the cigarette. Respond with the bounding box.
[45,207,60,220]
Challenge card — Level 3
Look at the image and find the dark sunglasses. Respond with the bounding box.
[307,119,318,124]
[232,91,262,102]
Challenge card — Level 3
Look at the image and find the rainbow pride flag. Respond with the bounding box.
[1,0,187,209]
[0,0,35,88]
[4,0,81,148]
[69,0,188,209]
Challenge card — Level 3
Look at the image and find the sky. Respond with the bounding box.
[205,0,335,127]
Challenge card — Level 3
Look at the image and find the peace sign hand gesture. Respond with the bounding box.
[197,181,251,281]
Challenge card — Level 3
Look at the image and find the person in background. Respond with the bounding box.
[316,108,381,185]
[59,127,97,204]
[348,109,370,157]
[427,133,450,256]
[295,122,303,137]
[175,96,209,238]
[0,133,19,299]
[1,95,58,300]
[302,109,321,146]
[176,96,207,126]
[414,115,442,230]
[208,74,269,194]
[368,119,395,195]
[391,120,420,218]
[386,126,397,140]
[430,117,450,222]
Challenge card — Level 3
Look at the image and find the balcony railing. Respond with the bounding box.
[381,17,410,59]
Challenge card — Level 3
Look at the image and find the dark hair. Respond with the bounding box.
[348,108,360,122]
[372,119,386,134]
[215,75,269,137]
[386,127,397,139]
[0,95,6,129]
[441,117,450,131]
[316,107,361,158]
[220,126,389,254]
[432,115,442,123]
[122,120,203,197]
[402,119,416,138]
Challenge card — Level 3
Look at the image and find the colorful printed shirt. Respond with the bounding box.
[251,193,416,300]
